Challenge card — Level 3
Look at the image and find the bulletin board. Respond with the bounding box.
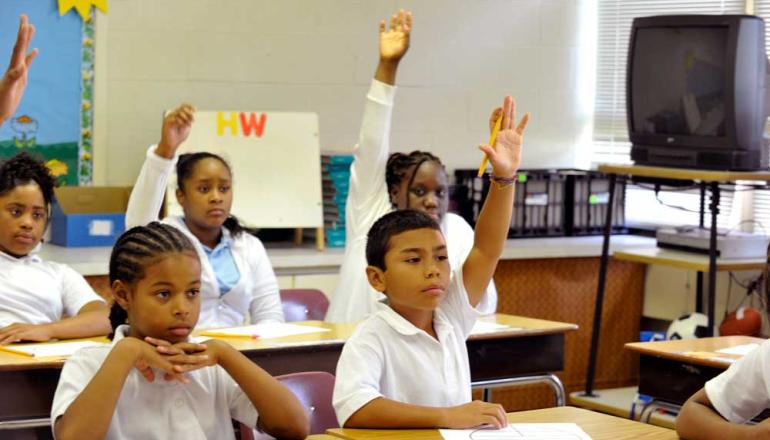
[0,1,96,185]
[165,111,324,229]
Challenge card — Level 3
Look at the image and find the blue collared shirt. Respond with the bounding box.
[202,230,241,296]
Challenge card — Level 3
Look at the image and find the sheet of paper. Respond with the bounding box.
[716,343,759,356]
[440,423,592,440]
[1,340,108,358]
[470,321,513,335]
[202,322,330,339]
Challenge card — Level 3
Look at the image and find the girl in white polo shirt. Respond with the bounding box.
[125,104,283,328]
[325,9,497,323]
[51,222,309,440]
[333,96,529,429]
[0,153,109,344]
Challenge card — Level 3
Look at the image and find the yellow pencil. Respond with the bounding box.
[201,331,260,340]
[477,113,503,177]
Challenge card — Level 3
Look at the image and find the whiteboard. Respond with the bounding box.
[165,111,323,228]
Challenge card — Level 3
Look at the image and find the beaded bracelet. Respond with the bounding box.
[490,174,517,189]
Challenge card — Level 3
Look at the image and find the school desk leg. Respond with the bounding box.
[316,227,325,251]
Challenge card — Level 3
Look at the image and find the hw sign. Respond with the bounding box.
[217,112,268,138]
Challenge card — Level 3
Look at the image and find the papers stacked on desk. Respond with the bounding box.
[470,321,514,335]
[202,322,331,339]
[0,340,107,358]
[440,423,592,439]
[716,343,759,356]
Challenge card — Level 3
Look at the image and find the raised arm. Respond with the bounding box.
[462,97,529,305]
[346,10,412,237]
[125,104,195,228]
[0,15,37,128]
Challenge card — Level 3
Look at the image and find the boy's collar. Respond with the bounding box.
[0,242,42,263]
[376,302,453,337]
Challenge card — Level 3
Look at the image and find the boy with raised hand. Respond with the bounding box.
[333,96,529,429]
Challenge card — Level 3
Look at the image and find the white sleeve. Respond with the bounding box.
[705,340,770,424]
[125,145,178,228]
[247,237,284,324]
[332,332,384,427]
[59,264,105,318]
[50,349,102,436]
[440,267,481,339]
[346,80,397,240]
[218,365,259,428]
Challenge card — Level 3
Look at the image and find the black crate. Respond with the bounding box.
[564,170,627,236]
[453,169,566,238]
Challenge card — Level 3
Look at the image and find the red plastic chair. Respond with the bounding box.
[240,371,338,439]
[280,288,329,322]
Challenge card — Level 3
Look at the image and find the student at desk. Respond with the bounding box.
[677,337,770,439]
[332,92,529,429]
[0,16,110,345]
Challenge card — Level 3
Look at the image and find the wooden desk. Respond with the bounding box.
[613,248,766,272]
[625,336,764,406]
[0,315,577,431]
[326,406,679,439]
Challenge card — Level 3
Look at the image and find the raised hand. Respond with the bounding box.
[379,9,412,63]
[0,15,38,126]
[478,96,529,179]
[443,400,507,429]
[156,103,195,159]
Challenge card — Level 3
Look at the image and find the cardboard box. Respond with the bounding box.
[51,187,132,247]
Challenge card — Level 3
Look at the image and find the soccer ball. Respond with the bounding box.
[667,313,711,340]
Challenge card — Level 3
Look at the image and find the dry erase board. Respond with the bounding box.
[165,111,323,228]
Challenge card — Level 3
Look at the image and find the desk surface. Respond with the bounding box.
[326,406,679,440]
[613,247,766,272]
[625,336,765,369]
[598,164,770,182]
[0,315,578,371]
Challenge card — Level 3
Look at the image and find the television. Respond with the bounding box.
[627,15,770,170]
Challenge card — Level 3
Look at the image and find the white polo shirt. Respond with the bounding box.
[0,248,104,328]
[332,268,480,426]
[51,325,258,440]
[705,338,768,423]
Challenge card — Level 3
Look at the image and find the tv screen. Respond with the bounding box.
[631,26,728,138]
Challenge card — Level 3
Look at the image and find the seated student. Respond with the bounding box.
[0,152,110,345]
[125,105,283,328]
[676,337,770,439]
[51,222,309,440]
[332,96,529,429]
[326,9,497,323]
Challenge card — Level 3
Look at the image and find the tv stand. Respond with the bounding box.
[631,144,764,171]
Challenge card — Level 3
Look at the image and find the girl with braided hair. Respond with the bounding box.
[125,104,283,329]
[0,152,110,344]
[325,9,497,323]
[51,222,309,440]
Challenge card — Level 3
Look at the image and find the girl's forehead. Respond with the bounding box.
[410,162,447,184]
[188,158,231,179]
[0,182,45,204]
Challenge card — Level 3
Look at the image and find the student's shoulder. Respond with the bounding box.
[63,343,112,373]
[346,313,393,348]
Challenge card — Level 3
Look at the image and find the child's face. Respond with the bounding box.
[115,251,202,344]
[367,227,450,316]
[390,161,448,222]
[0,183,47,257]
[176,158,233,233]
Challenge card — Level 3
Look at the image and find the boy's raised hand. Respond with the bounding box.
[479,96,530,178]
[379,9,412,64]
[0,15,37,127]
[156,103,195,159]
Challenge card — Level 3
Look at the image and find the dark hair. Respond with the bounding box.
[176,152,251,236]
[107,221,196,338]
[0,152,58,214]
[385,151,445,208]
[365,209,441,271]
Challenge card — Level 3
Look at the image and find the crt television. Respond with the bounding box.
[628,15,770,170]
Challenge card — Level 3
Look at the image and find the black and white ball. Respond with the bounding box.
[667,313,711,340]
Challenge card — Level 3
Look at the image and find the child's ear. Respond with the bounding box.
[175,188,185,206]
[388,185,400,206]
[366,265,387,293]
[111,280,131,309]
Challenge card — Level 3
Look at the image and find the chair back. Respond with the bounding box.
[240,371,338,439]
[280,288,329,321]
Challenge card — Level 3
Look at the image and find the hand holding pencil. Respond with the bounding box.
[477,96,530,179]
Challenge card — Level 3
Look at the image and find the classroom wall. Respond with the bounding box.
[92,0,594,185]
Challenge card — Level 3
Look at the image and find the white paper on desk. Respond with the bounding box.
[5,340,108,357]
[204,323,330,339]
[716,343,759,356]
[470,321,512,335]
[440,423,592,440]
